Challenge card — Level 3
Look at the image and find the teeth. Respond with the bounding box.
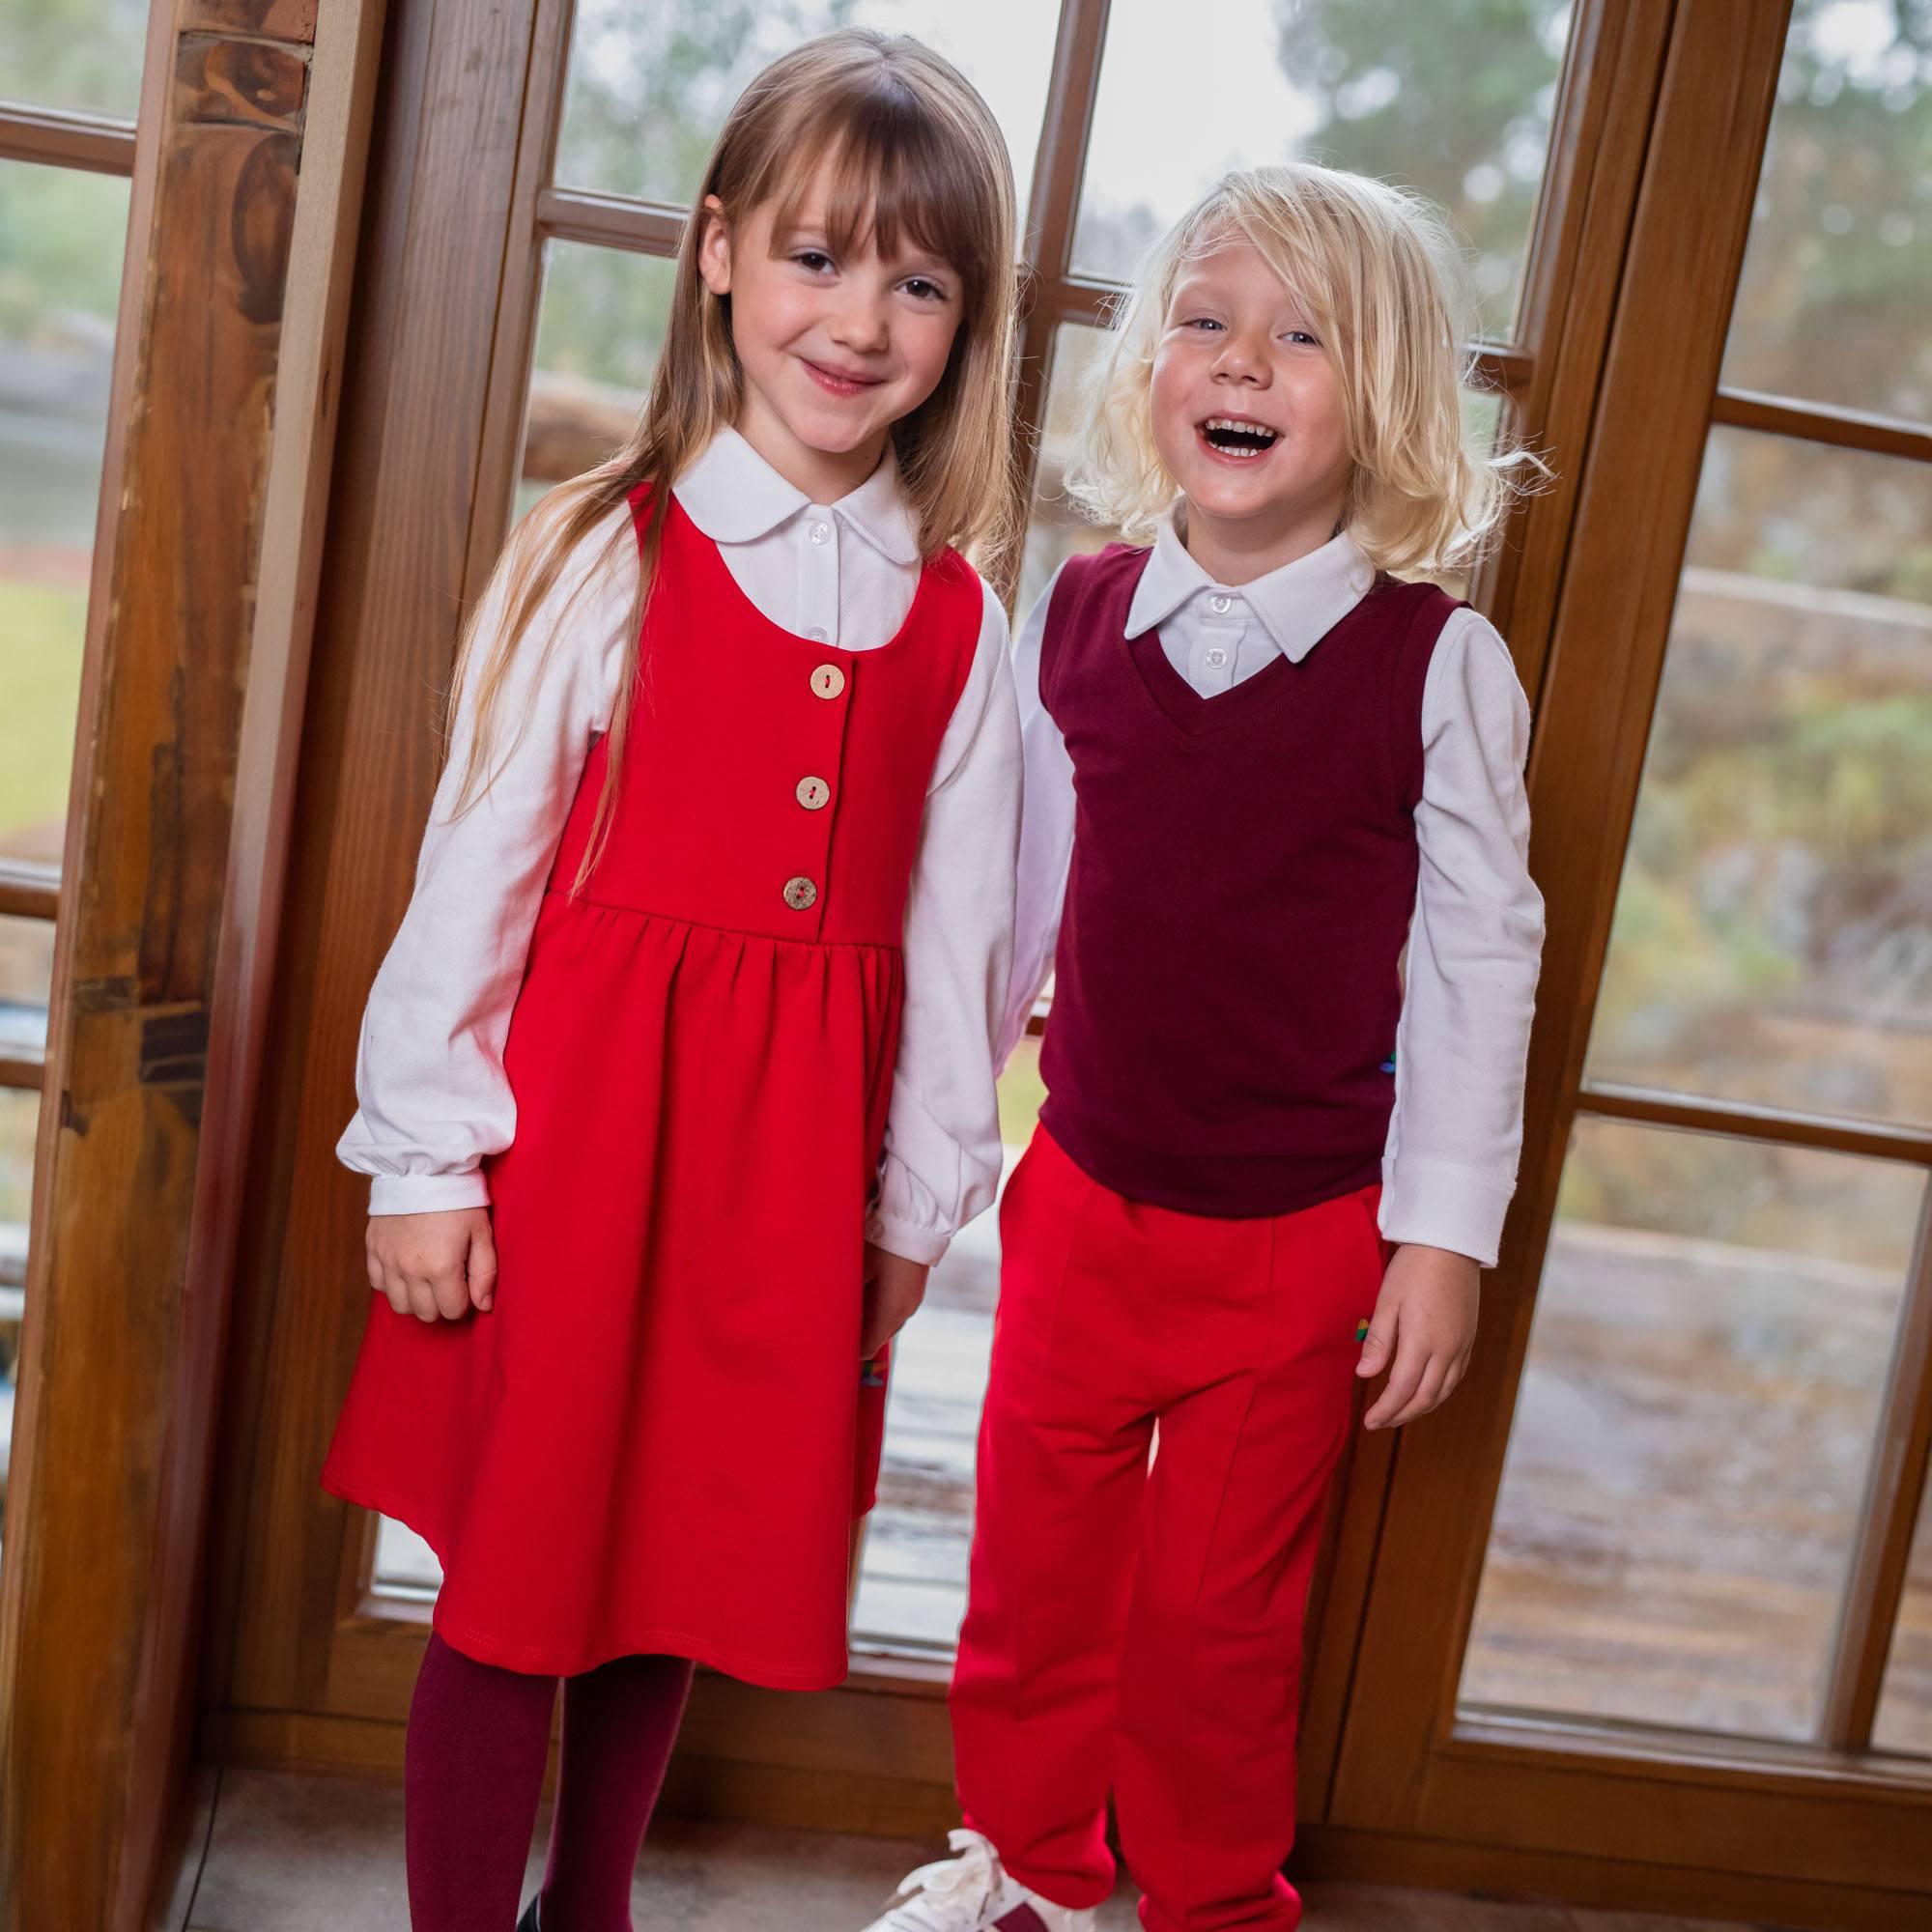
[1205,416,1277,437]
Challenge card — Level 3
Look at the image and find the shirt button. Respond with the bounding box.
[796,776,830,810]
[810,521,832,546]
[806,625,829,642]
[810,664,846,699]
[782,876,819,911]
[1205,647,1229,668]
[1209,593,1233,614]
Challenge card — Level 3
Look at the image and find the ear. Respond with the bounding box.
[696,194,732,298]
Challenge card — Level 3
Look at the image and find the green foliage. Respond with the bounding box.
[0,577,83,853]
[0,0,148,123]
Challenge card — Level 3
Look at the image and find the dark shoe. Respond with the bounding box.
[516,1901,540,1932]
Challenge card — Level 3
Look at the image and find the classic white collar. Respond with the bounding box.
[1124,510,1376,663]
[674,426,922,565]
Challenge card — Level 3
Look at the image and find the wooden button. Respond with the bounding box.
[810,664,846,699]
[796,776,830,810]
[782,876,819,911]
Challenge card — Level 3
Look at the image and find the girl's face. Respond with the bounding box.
[1150,236,1353,565]
[699,170,966,497]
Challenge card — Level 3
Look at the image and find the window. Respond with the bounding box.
[0,41,136,1545]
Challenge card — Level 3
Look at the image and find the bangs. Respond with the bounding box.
[742,80,999,300]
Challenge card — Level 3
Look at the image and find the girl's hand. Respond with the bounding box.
[367,1208,497,1322]
[1356,1243,1479,1431]
[861,1241,929,1360]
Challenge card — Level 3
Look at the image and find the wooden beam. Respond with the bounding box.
[0,0,385,1925]
[1577,1081,1932,1168]
[0,859,60,922]
[1713,386,1932,466]
[0,103,137,176]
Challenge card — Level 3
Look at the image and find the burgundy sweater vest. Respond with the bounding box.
[1037,542,1461,1218]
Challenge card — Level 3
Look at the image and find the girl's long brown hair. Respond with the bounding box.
[451,29,1021,880]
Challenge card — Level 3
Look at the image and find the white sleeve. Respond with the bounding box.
[1380,609,1546,1267]
[992,563,1076,1068]
[336,501,637,1215]
[867,578,1024,1266]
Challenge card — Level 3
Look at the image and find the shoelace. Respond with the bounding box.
[888,1828,1001,1929]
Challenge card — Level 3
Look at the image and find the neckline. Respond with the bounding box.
[663,492,939,659]
[1127,623,1300,739]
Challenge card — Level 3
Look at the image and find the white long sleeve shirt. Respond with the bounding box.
[999,516,1544,1268]
[338,428,1022,1267]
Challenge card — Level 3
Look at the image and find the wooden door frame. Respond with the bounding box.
[1321,0,1932,1918]
[0,3,388,1926]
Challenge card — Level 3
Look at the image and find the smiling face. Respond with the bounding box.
[1149,232,1355,578]
[697,165,967,502]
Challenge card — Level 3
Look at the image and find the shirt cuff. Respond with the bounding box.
[367,1170,492,1217]
[1378,1158,1515,1270]
[865,1208,951,1269]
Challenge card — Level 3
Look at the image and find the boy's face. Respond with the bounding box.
[1150,236,1353,555]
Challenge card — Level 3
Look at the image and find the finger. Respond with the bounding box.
[1364,1339,1428,1430]
[381,1265,412,1317]
[432,1264,469,1321]
[407,1273,441,1323]
[469,1226,498,1313]
[367,1251,385,1293]
[1383,1354,1450,1430]
[1355,1301,1399,1378]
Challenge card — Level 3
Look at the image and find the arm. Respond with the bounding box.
[1379,609,1545,1268]
[1358,611,1544,1427]
[336,498,637,1218]
[993,561,1077,1068]
[867,578,1024,1277]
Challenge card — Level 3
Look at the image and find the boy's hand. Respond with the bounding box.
[1356,1242,1479,1431]
[367,1208,497,1322]
[861,1241,929,1361]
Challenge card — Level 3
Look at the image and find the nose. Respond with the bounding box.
[1212,323,1270,385]
[829,286,891,355]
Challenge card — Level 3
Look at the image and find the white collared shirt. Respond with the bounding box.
[999,514,1546,1268]
[337,428,1022,1266]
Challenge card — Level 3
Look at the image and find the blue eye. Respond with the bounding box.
[1186,317,1224,331]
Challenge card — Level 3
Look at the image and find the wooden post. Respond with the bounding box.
[0,2,385,1924]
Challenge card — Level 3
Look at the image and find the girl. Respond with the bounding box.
[869,165,1546,1932]
[322,31,1023,1932]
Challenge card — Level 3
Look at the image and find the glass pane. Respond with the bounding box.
[1585,430,1932,1131]
[1019,323,1120,618]
[0,914,52,1066]
[1874,1470,1932,1755]
[850,1039,1044,1650]
[1,159,128,864]
[555,0,1057,239]
[513,242,678,523]
[1723,0,1932,422]
[1461,1119,1921,1744]
[1072,0,1574,336]
[0,1086,29,1519]
[0,0,148,123]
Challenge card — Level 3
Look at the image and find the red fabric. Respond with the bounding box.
[950,1128,1385,1932]
[325,494,982,1685]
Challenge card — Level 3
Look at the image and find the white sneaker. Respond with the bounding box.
[863,1828,1096,1932]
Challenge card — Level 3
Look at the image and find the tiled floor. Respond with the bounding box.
[164,1767,1760,1932]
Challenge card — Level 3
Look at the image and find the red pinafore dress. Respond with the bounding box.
[323,489,983,1688]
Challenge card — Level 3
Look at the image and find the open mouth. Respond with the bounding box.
[1198,415,1280,460]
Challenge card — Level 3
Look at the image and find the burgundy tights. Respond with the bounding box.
[405,1632,694,1931]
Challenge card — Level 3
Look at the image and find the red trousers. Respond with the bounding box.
[950,1128,1384,1932]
